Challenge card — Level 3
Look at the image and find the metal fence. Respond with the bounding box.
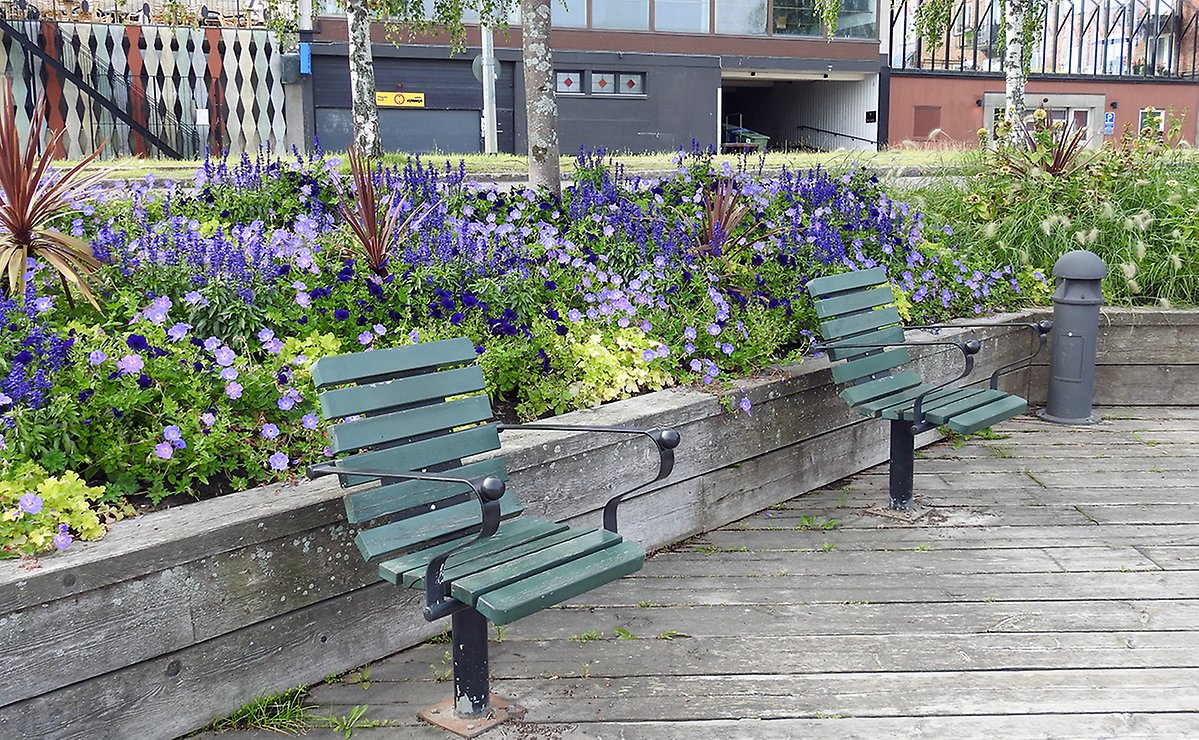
[890,0,1199,79]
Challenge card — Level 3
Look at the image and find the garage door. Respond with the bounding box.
[315,109,481,154]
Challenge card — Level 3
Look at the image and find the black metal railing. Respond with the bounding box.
[890,0,1199,79]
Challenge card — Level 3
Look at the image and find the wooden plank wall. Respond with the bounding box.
[0,312,1086,738]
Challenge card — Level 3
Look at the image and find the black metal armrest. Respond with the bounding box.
[498,423,681,534]
[308,461,505,621]
[813,339,982,426]
[907,320,1053,389]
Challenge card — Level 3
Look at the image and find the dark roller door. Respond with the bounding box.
[315,109,481,154]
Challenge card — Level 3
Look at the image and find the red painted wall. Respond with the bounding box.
[888,74,1199,147]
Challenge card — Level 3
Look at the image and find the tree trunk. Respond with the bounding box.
[1002,0,1027,140]
[521,0,560,194]
[346,0,381,158]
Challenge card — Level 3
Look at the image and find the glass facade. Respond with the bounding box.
[591,0,651,29]
[715,0,767,35]
[553,0,588,26]
[655,0,711,32]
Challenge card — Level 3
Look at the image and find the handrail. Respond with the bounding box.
[796,124,876,146]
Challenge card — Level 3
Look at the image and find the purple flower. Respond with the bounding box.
[642,348,656,362]
[163,425,182,441]
[18,493,42,515]
[126,334,149,351]
[203,337,222,352]
[268,451,289,471]
[167,323,191,342]
[707,324,721,336]
[200,412,216,427]
[33,296,53,314]
[567,309,582,322]
[295,292,311,308]
[333,309,350,321]
[302,413,319,430]
[739,396,753,416]
[257,328,276,343]
[142,296,172,324]
[116,354,144,375]
[358,331,374,346]
[214,347,236,367]
[220,367,239,381]
[225,382,243,399]
[172,439,187,450]
[154,441,174,459]
[0,392,11,407]
[53,524,72,550]
[689,359,702,372]
[721,343,734,355]
[684,326,697,340]
[88,350,107,366]
[277,396,295,411]
[261,423,280,439]
[264,338,284,355]
[183,291,209,307]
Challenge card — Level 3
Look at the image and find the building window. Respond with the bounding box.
[556,71,583,94]
[618,72,645,94]
[552,0,586,26]
[655,0,710,32]
[592,72,617,93]
[716,0,767,35]
[1139,107,1165,133]
[592,0,650,30]
[772,0,821,36]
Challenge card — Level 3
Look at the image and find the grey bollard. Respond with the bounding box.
[1037,249,1107,425]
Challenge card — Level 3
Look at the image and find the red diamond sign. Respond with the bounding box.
[598,78,608,88]
[564,77,573,87]
[626,79,636,88]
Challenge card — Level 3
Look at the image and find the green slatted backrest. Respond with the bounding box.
[806,268,911,388]
[312,338,522,561]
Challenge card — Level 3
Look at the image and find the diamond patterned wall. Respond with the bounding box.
[1,20,289,158]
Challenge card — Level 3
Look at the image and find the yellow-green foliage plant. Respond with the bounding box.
[1,463,105,557]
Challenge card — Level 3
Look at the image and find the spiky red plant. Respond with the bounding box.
[337,147,426,277]
[0,77,107,309]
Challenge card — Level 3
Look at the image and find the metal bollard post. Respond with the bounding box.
[1037,249,1107,425]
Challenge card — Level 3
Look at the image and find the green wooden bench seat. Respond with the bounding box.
[307,337,680,733]
[807,267,1051,511]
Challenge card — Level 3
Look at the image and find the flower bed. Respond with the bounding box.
[1,145,1043,557]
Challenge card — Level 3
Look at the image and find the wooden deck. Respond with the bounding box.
[225,407,1199,737]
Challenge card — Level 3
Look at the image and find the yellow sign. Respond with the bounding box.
[375,92,425,108]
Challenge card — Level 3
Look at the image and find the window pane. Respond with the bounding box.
[716,0,766,35]
[833,0,875,38]
[592,72,617,93]
[617,72,645,94]
[772,0,820,36]
[592,0,650,29]
[656,0,709,32]
[556,71,583,93]
[553,0,586,27]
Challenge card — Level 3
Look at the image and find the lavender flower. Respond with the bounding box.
[116,355,145,375]
[154,441,174,459]
[302,413,319,429]
[18,493,42,515]
[167,323,192,342]
[163,425,182,442]
[88,350,107,365]
[225,382,243,399]
[261,423,280,439]
[53,524,72,550]
[268,451,289,471]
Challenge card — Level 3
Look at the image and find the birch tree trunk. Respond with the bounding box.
[1002,0,1027,140]
[521,0,560,194]
[346,0,382,158]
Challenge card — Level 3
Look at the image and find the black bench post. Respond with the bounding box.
[889,420,915,511]
[452,607,491,717]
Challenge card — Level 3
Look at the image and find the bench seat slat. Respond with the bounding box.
[806,267,888,298]
[405,526,594,589]
[839,370,923,407]
[344,457,510,524]
[330,395,494,454]
[814,285,896,320]
[334,424,502,488]
[312,337,478,388]
[471,540,646,625]
[376,518,566,585]
[355,495,524,562]
[820,306,903,341]
[832,348,910,385]
[923,389,1010,426]
[854,383,945,416]
[946,394,1028,435]
[890,387,987,421]
[319,365,486,420]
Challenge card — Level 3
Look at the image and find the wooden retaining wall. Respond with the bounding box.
[0,309,1143,738]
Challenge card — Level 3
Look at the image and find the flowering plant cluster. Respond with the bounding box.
[0,144,1042,554]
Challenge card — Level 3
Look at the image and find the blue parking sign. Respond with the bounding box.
[1103,111,1116,135]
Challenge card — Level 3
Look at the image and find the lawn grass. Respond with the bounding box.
[61,145,987,181]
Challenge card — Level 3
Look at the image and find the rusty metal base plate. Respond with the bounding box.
[418,695,526,738]
[863,502,935,524]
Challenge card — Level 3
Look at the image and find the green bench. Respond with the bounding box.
[307,337,680,735]
[806,267,1051,511]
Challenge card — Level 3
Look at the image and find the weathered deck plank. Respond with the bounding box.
[280,407,1199,738]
